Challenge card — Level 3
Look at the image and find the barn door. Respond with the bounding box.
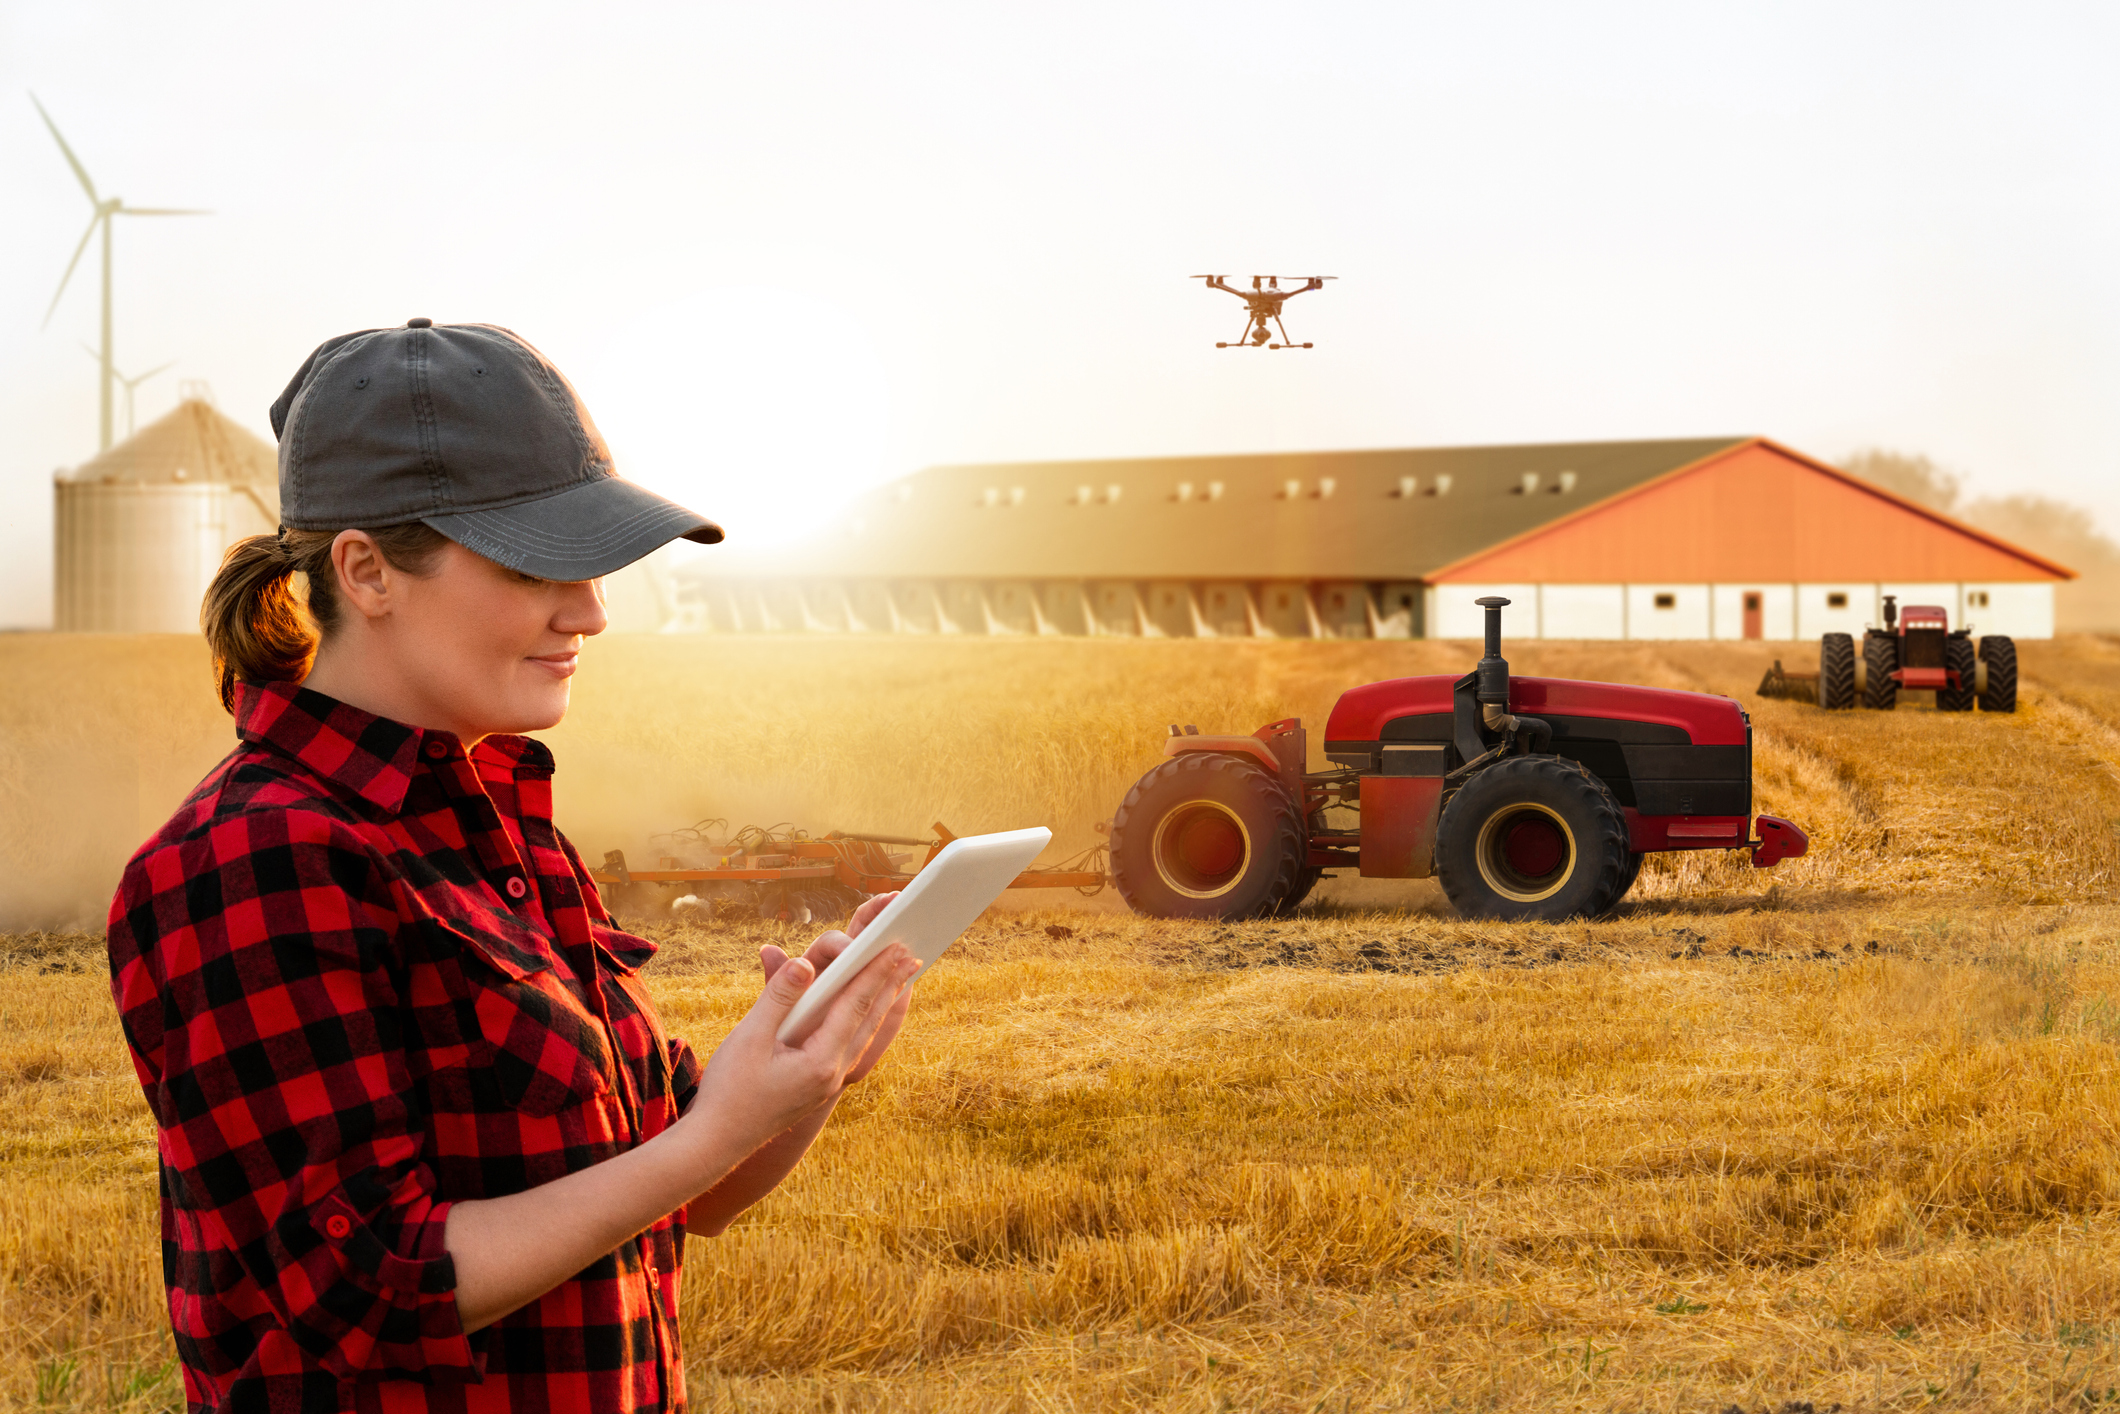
[1742,592,1763,639]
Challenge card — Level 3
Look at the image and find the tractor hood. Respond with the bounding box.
[1325,674,1749,747]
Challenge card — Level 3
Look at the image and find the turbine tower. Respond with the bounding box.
[33,94,209,452]
[82,346,175,438]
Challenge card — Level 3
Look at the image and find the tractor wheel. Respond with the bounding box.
[1278,865,1324,912]
[1433,756,1629,922]
[1818,633,1857,709]
[1111,753,1304,920]
[1937,634,1977,711]
[1863,633,1899,711]
[1979,635,2018,712]
[1610,849,1645,907]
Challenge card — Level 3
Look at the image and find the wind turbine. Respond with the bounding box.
[82,345,175,439]
[32,94,209,452]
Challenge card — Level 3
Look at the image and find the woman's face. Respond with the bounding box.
[329,535,609,740]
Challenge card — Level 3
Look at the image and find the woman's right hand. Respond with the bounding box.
[683,941,920,1155]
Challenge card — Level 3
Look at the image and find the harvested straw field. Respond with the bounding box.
[8,632,2120,1410]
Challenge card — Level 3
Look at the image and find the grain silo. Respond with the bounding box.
[53,398,280,632]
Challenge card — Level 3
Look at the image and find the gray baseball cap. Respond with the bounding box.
[269,318,722,580]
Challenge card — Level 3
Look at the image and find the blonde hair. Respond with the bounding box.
[200,525,451,713]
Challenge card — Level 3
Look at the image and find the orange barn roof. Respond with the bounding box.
[1429,439,2073,584]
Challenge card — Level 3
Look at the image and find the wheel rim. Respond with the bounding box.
[1152,801,1252,898]
[1473,804,1576,903]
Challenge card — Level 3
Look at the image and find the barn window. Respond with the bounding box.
[1653,593,1676,610]
[1212,591,1226,607]
[1399,594,1413,608]
[1276,593,1290,609]
[1968,590,1990,608]
[1827,592,1848,610]
[1330,592,1345,609]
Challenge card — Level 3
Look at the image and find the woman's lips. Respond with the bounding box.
[528,652,579,678]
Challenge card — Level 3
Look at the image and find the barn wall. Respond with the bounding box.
[1795,584,1876,639]
[1539,585,1625,639]
[1968,583,2053,639]
[1431,584,1539,640]
[1626,584,1712,640]
[1710,584,1796,640]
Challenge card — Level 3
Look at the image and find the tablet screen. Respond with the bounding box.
[776,826,1052,1045]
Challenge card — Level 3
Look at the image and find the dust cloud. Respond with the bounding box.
[1843,448,2120,629]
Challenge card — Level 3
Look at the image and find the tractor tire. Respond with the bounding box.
[1279,865,1325,912]
[1979,635,2018,713]
[1863,633,1899,711]
[1937,634,1977,711]
[1111,753,1305,920]
[1433,756,1629,922]
[1611,850,1645,907]
[1818,633,1857,709]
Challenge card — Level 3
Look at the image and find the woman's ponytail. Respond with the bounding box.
[200,524,449,714]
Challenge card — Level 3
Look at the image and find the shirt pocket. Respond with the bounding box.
[427,915,615,1118]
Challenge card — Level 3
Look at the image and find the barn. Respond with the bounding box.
[674,437,2072,639]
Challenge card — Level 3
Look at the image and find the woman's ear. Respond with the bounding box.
[332,530,392,621]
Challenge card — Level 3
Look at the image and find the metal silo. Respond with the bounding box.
[53,398,280,632]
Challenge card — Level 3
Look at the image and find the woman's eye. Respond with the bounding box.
[515,571,551,588]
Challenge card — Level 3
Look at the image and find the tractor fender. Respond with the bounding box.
[1163,735,1283,776]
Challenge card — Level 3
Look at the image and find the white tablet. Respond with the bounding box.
[776,826,1053,1045]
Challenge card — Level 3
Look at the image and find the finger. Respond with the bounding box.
[846,891,898,940]
[804,945,913,1059]
[756,954,816,1019]
[759,943,790,980]
[803,929,852,966]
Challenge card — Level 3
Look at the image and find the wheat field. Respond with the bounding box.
[8,632,2120,1411]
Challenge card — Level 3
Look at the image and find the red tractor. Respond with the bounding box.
[1816,595,2015,712]
[1110,597,1807,922]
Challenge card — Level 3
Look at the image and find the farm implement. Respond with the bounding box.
[591,821,1108,922]
[1110,596,1808,923]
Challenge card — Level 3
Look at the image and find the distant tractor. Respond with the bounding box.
[1109,597,1807,924]
[1815,595,2015,712]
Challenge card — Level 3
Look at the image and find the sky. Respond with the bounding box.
[3,1,2117,626]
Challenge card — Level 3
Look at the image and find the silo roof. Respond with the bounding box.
[59,399,279,490]
[689,437,1749,582]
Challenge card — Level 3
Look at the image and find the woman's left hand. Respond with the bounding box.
[758,891,911,1085]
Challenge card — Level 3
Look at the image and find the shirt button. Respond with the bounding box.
[324,1215,352,1239]
[424,741,448,760]
[505,875,528,899]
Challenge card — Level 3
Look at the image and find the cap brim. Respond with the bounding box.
[422,477,723,581]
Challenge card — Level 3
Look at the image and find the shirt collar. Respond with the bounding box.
[233,681,553,815]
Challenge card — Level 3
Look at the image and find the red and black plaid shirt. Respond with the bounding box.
[108,681,703,1413]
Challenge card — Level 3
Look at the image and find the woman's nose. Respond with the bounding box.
[556,578,610,637]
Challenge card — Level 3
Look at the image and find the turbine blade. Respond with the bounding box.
[43,214,100,328]
[117,207,212,216]
[29,93,98,203]
[134,361,177,385]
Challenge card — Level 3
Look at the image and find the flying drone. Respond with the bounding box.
[1192,274,1336,349]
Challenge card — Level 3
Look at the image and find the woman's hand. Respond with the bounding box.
[759,892,913,1085]
[686,905,918,1157]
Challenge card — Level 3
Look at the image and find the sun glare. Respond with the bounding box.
[573,287,898,556]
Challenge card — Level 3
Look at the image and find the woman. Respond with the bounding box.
[106,319,917,1413]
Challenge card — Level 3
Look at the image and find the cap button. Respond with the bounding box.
[407,317,433,328]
